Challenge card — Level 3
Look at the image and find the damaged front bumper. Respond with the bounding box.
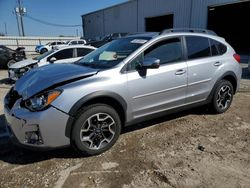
[4,90,70,150]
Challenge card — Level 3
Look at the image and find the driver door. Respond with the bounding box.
[126,37,188,119]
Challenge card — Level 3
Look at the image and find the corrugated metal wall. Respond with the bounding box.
[137,0,192,30]
[190,0,244,28]
[83,1,138,39]
[83,11,105,39]
[82,0,245,39]
[104,1,138,35]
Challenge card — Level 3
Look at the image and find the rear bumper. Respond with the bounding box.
[4,97,70,150]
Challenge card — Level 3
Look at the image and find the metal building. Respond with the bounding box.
[82,0,250,53]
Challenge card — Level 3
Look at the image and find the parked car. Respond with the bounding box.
[80,37,96,43]
[53,39,87,49]
[4,29,242,156]
[8,45,96,80]
[35,41,65,54]
[0,45,26,69]
[87,33,128,47]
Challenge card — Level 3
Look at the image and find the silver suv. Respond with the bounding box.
[4,29,242,155]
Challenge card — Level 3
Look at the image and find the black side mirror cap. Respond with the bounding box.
[142,57,160,69]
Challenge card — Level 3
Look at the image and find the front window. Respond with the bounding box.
[47,48,73,61]
[128,37,183,71]
[76,37,150,69]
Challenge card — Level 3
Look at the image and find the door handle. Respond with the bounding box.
[214,62,222,66]
[175,69,186,75]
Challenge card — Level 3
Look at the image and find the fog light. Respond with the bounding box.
[25,128,43,145]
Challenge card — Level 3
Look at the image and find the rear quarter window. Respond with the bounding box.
[210,39,227,56]
[217,42,227,55]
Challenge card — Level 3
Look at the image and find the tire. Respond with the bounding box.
[71,104,121,156]
[40,48,48,54]
[7,60,16,68]
[211,80,234,114]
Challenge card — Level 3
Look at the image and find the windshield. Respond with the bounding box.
[65,40,70,44]
[45,42,51,45]
[77,36,150,69]
[33,49,56,61]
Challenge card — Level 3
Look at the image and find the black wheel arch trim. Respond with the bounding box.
[207,71,237,102]
[65,91,127,138]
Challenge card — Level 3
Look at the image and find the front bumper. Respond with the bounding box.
[4,96,70,149]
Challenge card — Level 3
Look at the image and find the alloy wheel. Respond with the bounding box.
[79,113,116,150]
[216,85,232,110]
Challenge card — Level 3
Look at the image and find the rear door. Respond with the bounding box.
[185,36,223,103]
[126,37,188,119]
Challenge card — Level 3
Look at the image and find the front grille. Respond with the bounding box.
[6,88,22,110]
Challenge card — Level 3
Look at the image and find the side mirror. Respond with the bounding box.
[142,57,160,69]
[49,57,57,64]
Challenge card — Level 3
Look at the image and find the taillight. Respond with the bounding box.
[233,54,241,63]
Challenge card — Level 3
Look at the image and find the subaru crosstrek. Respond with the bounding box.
[4,29,242,155]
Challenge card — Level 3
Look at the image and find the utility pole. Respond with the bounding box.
[4,22,7,35]
[16,0,26,36]
[14,8,21,36]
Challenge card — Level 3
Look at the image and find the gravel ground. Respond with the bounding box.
[0,63,249,188]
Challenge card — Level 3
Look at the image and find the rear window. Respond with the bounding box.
[77,48,94,57]
[78,40,85,44]
[186,36,211,60]
[71,41,77,45]
[210,39,227,56]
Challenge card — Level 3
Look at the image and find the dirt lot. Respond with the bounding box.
[0,65,250,188]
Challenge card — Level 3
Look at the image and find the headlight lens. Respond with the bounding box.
[25,90,62,111]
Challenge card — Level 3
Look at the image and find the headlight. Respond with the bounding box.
[19,68,27,73]
[25,90,62,111]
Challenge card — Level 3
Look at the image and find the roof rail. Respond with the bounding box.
[160,28,217,36]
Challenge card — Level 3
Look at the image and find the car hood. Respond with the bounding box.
[10,59,38,69]
[14,63,98,100]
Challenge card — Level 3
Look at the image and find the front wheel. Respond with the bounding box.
[211,80,234,114]
[7,60,16,68]
[71,104,121,156]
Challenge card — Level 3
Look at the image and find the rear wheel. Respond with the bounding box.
[211,80,234,114]
[71,104,121,156]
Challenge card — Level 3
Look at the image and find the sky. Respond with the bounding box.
[0,0,128,37]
